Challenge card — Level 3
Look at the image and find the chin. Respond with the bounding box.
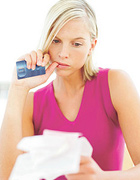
[55,69,68,75]
[55,68,76,78]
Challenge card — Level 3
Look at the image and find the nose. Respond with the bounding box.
[58,44,69,59]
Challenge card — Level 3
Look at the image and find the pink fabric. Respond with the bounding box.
[33,68,125,179]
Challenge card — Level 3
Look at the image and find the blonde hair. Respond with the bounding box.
[38,0,99,81]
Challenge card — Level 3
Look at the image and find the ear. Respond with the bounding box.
[88,39,97,56]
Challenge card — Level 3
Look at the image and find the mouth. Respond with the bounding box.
[56,62,70,69]
[57,62,69,66]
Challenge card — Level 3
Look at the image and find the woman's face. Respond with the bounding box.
[48,18,96,78]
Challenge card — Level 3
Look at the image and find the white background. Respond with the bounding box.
[0,0,140,87]
[0,0,140,125]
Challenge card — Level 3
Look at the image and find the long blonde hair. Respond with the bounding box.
[38,0,98,81]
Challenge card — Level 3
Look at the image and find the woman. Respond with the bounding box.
[0,0,140,179]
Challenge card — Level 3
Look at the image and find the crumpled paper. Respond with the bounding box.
[9,129,93,180]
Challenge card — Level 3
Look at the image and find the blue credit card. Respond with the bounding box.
[16,60,46,79]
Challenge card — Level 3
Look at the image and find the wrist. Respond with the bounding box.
[10,82,30,93]
[100,170,126,180]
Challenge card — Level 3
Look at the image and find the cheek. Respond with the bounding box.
[74,49,89,63]
[48,47,57,60]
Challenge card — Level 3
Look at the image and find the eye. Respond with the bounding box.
[52,39,60,44]
[73,42,82,47]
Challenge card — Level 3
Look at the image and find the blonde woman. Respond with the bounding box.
[0,0,140,179]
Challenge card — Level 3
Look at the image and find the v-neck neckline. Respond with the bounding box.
[51,80,88,124]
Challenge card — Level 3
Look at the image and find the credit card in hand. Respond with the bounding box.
[16,60,46,79]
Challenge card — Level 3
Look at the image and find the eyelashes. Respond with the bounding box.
[52,39,60,43]
[52,39,83,47]
[73,42,82,47]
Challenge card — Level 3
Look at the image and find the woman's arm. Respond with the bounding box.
[66,69,140,180]
[0,50,58,180]
[0,85,33,180]
[109,69,140,165]
[106,69,140,179]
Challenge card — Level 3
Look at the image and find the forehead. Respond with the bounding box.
[56,18,90,39]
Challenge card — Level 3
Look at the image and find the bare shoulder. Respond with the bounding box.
[108,69,133,86]
[108,69,139,111]
[22,91,34,137]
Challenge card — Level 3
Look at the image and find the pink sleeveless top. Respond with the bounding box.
[33,68,125,179]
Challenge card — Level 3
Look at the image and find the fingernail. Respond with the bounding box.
[37,61,42,66]
[32,65,36,70]
[42,62,46,66]
[27,64,31,69]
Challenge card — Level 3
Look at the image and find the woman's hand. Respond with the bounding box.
[65,156,104,180]
[12,49,58,91]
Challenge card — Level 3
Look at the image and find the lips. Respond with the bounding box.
[56,62,70,66]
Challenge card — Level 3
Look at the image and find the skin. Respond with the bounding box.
[0,17,140,180]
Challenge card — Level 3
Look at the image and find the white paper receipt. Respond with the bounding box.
[9,129,93,180]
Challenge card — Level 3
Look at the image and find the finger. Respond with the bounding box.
[80,156,93,165]
[37,49,43,66]
[25,53,32,69]
[42,53,50,66]
[45,62,58,77]
[30,51,37,70]
[79,163,95,174]
[81,156,102,174]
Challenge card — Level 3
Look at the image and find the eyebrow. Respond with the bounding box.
[73,37,86,40]
[55,36,86,41]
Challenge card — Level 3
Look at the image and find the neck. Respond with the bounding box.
[53,71,85,96]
